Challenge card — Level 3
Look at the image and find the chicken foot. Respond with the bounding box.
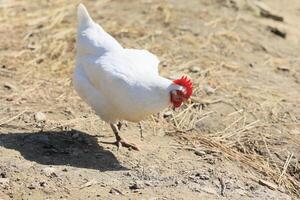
[109,123,140,151]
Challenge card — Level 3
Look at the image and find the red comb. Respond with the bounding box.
[173,76,193,98]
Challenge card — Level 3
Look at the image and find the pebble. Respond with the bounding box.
[22,114,31,123]
[195,173,210,180]
[27,183,36,190]
[39,181,47,187]
[194,149,206,156]
[80,180,97,189]
[34,112,46,122]
[123,172,131,177]
[42,167,57,178]
[189,66,200,73]
[3,82,17,90]
[144,181,153,187]
[277,66,290,72]
[129,181,144,190]
[109,188,123,195]
[0,172,7,178]
[0,178,9,186]
[163,111,173,118]
[203,85,215,95]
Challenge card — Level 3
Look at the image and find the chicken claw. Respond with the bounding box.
[115,139,140,151]
[109,123,140,151]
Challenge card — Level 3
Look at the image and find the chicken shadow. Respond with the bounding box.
[0,130,127,171]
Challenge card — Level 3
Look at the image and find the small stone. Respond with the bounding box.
[249,184,258,191]
[129,181,144,190]
[3,82,17,90]
[36,58,44,64]
[268,26,286,38]
[100,183,107,187]
[163,111,173,118]
[258,179,277,190]
[36,122,43,128]
[80,180,97,189]
[0,178,9,186]
[144,181,153,187]
[277,66,290,72]
[62,168,68,172]
[27,183,36,190]
[225,182,232,189]
[203,156,216,164]
[195,173,210,180]
[0,172,7,178]
[254,1,284,22]
[42,167,57,178]
[123,172,131,177]
[34,112,46,122]
[189,66,200,73]
[39,181,46,187]
[109,188,123,195]
[203,85,215,95]
[181,180,187,184]
[194,149,206,156]
[22,114,31,123]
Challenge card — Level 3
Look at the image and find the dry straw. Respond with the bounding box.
[0,0,299,197]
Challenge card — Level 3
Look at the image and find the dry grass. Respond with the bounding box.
[0,0,299,198]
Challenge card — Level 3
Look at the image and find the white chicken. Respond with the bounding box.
[73,4,193,150]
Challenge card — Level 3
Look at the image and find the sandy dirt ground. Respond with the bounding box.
[0,0,299,199]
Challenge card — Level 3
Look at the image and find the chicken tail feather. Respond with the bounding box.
[77,3,93,27]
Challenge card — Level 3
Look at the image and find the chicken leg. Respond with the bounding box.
[110,123,140,151]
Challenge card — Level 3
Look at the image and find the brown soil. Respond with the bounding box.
[0,0,299,199]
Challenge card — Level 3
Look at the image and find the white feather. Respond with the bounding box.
[73,4,179,123]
